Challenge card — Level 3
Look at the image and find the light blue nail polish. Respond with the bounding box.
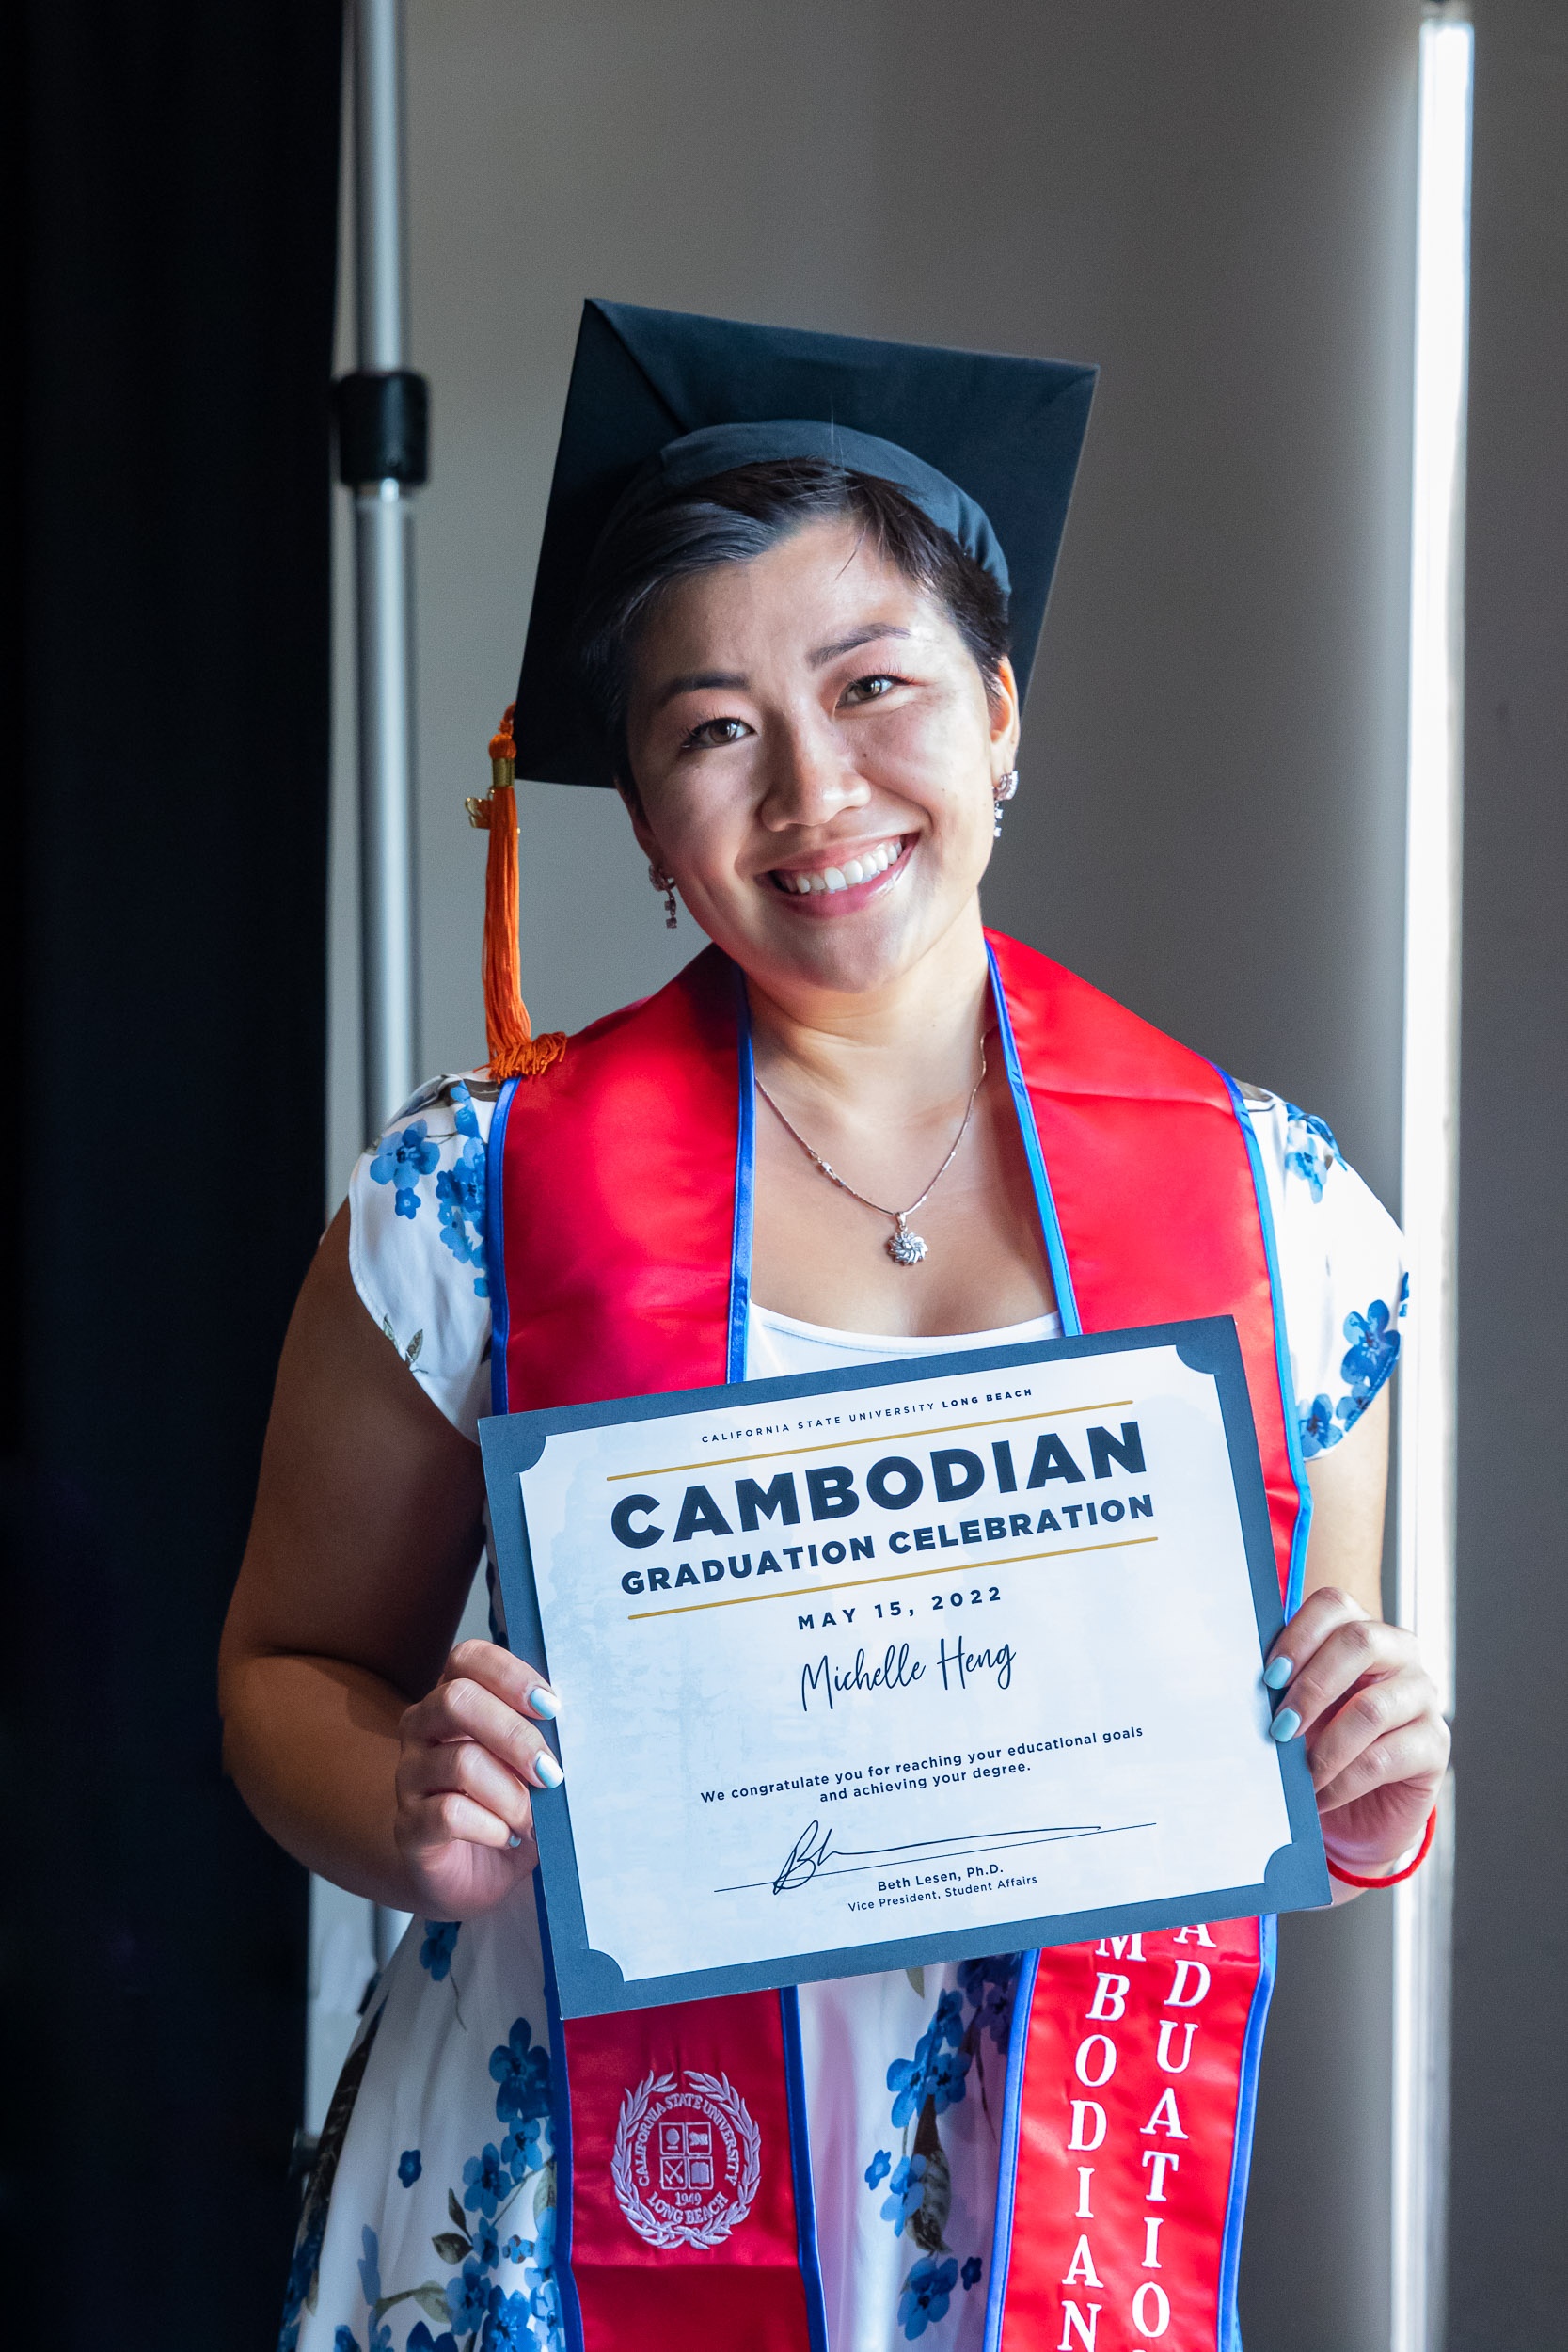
[531,1684,561,1720]
[1263,1656,1293,1691]
[507,1831,523,1850]
[534,1750,565,1789]
[1269,1707,1302,1743]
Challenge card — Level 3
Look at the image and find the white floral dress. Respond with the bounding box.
[281,1076,1404,2352]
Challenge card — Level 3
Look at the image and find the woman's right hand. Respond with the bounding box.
[392,1639,562,1919]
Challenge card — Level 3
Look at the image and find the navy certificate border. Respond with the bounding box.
[479,1314,1329,2019]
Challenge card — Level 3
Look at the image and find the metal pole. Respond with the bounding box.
[351,0,420,1135]
[345,0,425,1972]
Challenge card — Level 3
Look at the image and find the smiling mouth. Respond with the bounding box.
[765,835,910,897]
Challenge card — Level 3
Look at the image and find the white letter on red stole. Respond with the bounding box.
[1155,2019,1197,2074]
[1058,2301,1101,2350]
[1087,1973,1130,2020]
[1141,2150,1180,2201]
[1062,2235,1104,2287]
[1069,2101,1107,2151]
[1075,2035,1117,2087]
[1142,2216,1164,2268]
[1075,2166,1095,2217]
[1165,1960,1211,2008]
[1132,2282,1172,2337]
[1141,2088,1188,2138]
[1095,1933,1147,1961]
[1174,1924,1215,1947]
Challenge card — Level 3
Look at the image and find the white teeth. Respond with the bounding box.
[773,838,903,895]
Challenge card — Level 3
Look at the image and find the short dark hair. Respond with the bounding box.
[570,457,1011,785]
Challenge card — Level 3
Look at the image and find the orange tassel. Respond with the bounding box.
[467,704,567,1080]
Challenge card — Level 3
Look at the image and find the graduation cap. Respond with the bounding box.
[513,299,1097,787]
[473,300,1095,1077]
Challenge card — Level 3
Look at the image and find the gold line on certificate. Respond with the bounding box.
[609,1398,1135,1482]
[626,1533,1158,1619]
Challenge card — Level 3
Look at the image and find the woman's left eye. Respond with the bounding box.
[841,673,900,707]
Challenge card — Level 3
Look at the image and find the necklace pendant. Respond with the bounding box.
[887,1219,928,1267]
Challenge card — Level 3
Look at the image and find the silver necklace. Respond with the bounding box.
[754,1036,989,1267]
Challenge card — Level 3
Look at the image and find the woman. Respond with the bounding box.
[222,305,1447,2352]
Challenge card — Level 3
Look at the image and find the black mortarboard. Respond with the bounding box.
[514,299,1096,787]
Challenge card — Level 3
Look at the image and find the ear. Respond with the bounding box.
[615,774,669,875]
[988,656,1022,775]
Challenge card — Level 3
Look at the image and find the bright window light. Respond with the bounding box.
[1393,14,1471,2352]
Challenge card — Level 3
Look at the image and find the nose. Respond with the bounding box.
[754,708,869,834]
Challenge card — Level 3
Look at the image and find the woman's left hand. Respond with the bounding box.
[1265,1585,1449,1887]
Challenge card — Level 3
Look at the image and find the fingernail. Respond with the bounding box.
[534,1750,565,1789]
[1264,1656,1294,1691]
[1269,1708,1302,1743]
[531,1684,561,1720]
[507,1831,524,1850]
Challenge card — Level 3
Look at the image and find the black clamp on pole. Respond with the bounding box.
[332,368,430,488]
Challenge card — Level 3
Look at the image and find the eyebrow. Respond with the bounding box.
[653,626,915,711]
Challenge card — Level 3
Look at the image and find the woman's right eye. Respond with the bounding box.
[681,717,751,753]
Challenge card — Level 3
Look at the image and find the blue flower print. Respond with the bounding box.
[436,1142,487,1272]
[370,1120,440,1218]
[482,2286,533,2351]
[472,2215,500,2269]
[464,2142,510,2218]
[1399,1271,1410,1319]
[334,2333,360,2352]
[899,2255,960,2340]
[407,2329,457,2352]
[1299,1393,1344,1458]
[355,2231,393,2352]
[501,2236,526,2265]
[420,1920,460,1981]
[958,1954,1021,2049]
[1341,1299,1400,1407]
[451,1081,481,1141]
[865,2148,893,2190]
[502,2121,544,2181]
[1283,1105,1343,1203]
[961,2255,983,2291]
[887,1992,971,2125]
[446,2257,491,2337]
[490,2015,551,2130]
[881,2153,928,2235]
[397,2147,421,2187]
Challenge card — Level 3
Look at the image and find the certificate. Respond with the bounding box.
[480,1318,1327,2019]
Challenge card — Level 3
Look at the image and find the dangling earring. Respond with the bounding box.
[992,769,1019,838]
[648,861,678,929]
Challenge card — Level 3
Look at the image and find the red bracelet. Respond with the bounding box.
[1324,1805,1438,1890]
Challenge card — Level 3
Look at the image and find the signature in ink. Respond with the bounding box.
[773,1820,835,1892]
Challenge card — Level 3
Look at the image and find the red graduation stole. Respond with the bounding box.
[491,933,1307,2352]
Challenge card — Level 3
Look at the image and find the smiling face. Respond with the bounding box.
[617,516,1020,1007]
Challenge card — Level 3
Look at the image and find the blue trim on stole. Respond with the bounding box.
[731,984,829,2348]
[1215,1070,1313,1613]
[981,951,1074,2344]
[987,941,1081,1336]
[1217,1915,1277,2351]
[779,1988,831,2352]
[729,966,756,1383]
[535,1870,587,2352]
[486,1076,521,1417]
[1212,1074,1307,2348]
[983,1949,1041,2352]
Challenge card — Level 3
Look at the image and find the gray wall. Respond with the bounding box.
[331,6,1434,2342]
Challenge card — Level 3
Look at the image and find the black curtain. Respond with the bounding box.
[3,5,342,2342]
